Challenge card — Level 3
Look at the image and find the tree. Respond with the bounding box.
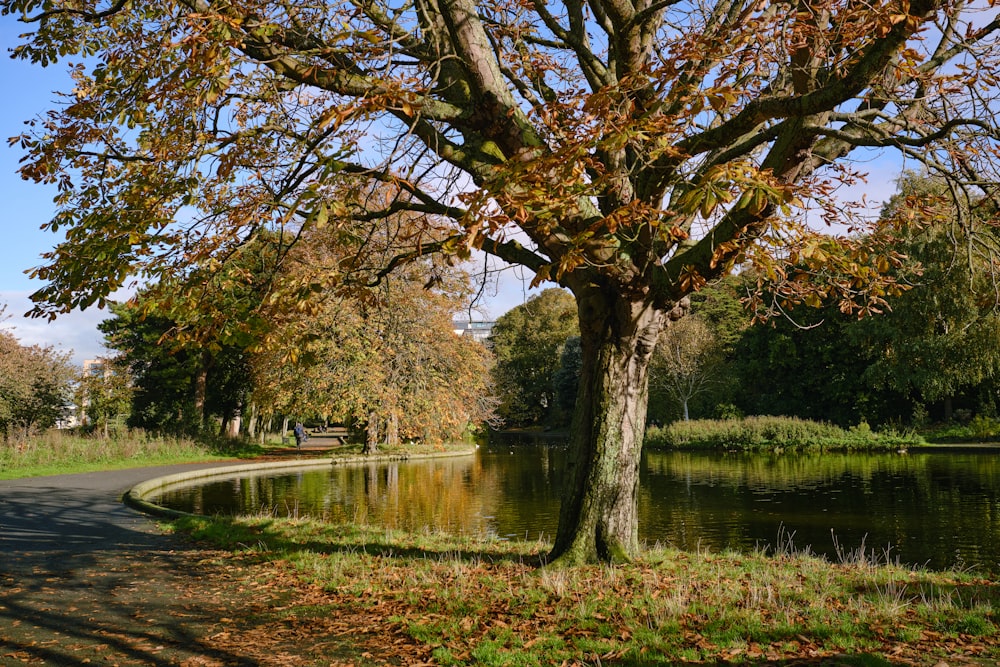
[101,292,256,436]
[7,0,1000,564]
[650,316,720,421]
[854,174,1000,420]
[77,356,133,438]
[489,288,579,427]
[731,296,884,426]
[261,282,497,452]
[100,306,203,434]
[251,223,497,451]
[0,329,74,441]
[647,277,750,424]
[551,336,583,427]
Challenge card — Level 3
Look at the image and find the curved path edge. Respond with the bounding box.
[1,446,477,665]
[124,446,478,520]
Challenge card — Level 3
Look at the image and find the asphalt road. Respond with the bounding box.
[0,463,257,666]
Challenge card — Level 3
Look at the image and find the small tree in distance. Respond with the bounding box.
[650,316,720,422]
[0,327,74,442]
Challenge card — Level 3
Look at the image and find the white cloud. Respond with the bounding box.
[0,291,111,366]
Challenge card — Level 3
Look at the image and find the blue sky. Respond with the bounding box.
[1,18,113,364]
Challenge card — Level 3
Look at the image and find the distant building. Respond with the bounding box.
[82,358,108,377]
[453,320,495,345]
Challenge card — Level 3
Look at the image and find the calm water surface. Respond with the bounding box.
[150,445,1000,572]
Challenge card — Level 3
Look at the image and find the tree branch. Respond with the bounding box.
[22,0,129,23]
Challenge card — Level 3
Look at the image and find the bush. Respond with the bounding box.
[924,416,1000,443]
[644,416,923,452]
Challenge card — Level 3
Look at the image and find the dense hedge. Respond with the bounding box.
[644,416,924,451]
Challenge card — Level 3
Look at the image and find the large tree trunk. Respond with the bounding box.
[550,286,666,565]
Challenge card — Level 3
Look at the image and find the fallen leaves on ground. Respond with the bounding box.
[189,550,1000,667]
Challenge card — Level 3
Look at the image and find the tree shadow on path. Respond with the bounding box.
[0,473,261,665]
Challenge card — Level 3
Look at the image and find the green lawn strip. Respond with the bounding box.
[0,431,278,479]
[0,429,472,480]
[645,416,924,451]
[173,514,1000,665]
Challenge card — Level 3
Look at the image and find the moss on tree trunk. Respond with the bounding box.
[550,285,664,565]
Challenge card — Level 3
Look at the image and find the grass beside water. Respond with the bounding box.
[7,425,998,663]
[646,416,924,451]
[0,429,268,479]
[0,428,476,480]
[174,515,1000,666]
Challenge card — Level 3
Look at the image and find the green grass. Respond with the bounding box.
[0,426,472,480]
[172,514,1000,666]
[9,424,996,663]
[646,416,925,451]
[922,416,1000,443]
[0,428,271,479]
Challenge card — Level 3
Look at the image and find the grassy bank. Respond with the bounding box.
[646,416,924,452]
[0,429,268,479]
[922,415,1000,444]
[0,429,477,480]
[175,515,999,666]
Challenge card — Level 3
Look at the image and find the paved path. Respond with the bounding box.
[0,462,258,666]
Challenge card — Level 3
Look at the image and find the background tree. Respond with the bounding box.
[732,298,885,425]
[100,295,257,436]
[7,0,1000,564]
[646,277,750,422]
[100,306,202,434]
[649,316,721,422]
[0,329,74,442]
[728,174,1000,428]
[489,289,579,428]
[551,336,583,428]
[251,218,497,451]
[854,174,1000,422]
[76,356,133,438]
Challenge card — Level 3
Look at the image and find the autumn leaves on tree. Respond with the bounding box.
[5,0,1000,563]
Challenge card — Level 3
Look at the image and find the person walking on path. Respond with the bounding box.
[293,421,308,449]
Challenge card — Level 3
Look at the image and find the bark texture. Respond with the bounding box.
[550,283,665,565]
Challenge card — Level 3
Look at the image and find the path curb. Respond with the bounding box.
[123,447,477,520]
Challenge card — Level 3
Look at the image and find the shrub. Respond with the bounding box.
[645,416,923,452]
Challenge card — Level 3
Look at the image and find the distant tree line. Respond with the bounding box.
[63,172,1000,441]
[92,224,494,450]
[490,174,1000,431]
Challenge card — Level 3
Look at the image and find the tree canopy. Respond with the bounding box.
[6,0,1000,564]
[489,288,579,427]
[252,264,497,450]
[857,174,1000,412]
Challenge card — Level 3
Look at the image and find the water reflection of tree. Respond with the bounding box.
[166,449,1000,572]
[319,458,502,535]
[643,451,1000,491]
[639,451,1000,571]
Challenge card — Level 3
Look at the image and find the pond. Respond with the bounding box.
[149,444,1000,573]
